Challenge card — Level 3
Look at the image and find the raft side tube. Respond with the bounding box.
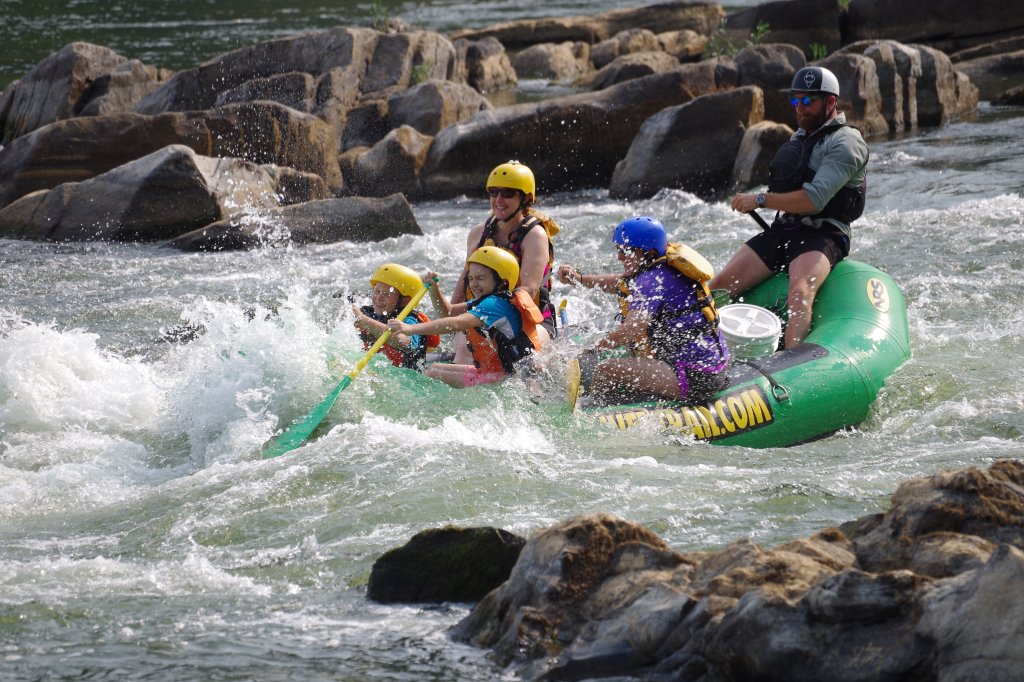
[582,261,911,448]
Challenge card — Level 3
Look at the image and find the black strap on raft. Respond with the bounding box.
[734,357,790,402]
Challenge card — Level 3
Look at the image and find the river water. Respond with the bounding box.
[3,1,1024,680]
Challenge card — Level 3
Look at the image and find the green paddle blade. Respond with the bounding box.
[259,277,436,459]
[261,376,352,458]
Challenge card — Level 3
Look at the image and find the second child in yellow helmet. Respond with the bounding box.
[448,160,560,366]
[387,247,543,388]
[352,263,439,370]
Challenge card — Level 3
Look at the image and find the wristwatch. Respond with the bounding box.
[756,193,767,209]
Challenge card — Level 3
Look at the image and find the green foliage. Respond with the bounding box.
[810,42,829,61]
[837,0,851,9]
[370,0,390,32]
[748,21,770,46]
[703,18,772,58]
[410,60,433,85]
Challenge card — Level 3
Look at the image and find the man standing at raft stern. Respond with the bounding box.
[711,66,869,349]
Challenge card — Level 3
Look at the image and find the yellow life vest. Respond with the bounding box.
[616,242,720,357]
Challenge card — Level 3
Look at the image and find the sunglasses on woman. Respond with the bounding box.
[487,187,521,199]
[789,94,823,107]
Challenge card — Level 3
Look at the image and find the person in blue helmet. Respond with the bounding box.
[712,65,869,349]
[558,216,729,404]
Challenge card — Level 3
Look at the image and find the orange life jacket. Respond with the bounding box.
[465,290,543,375]
[359,307,440,369]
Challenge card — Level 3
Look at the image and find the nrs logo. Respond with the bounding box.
[866,278,890,313]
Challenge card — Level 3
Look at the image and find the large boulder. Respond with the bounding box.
[590,29,662,70]
[1,42,134,143]
[847,0,1024,55]
[165,194,421,251]
[609,85,764,200]
[368,526,526,604]
[452,37,517,94]
[817,52,889,136]
[0,145,284,242]
[730,119,794,191]
[418,60,737,199]
[387,80,492,135]
[837,40,923,134]
[953,50,1024,102]
[450,1,724,50]
[835,41,977,131]
[583,51,683,91]
[450,460,1024,680]
[450,513,678,666]
[724,0,843,61]
[0,102,342,209]
[346,125,433,197]
[510,42,591,81]
[733,43,806,124]
[907,45,979,127]
[214,71,317,111]
[132,28,456,116]
[657,29,708,62]
[76,59,172,118]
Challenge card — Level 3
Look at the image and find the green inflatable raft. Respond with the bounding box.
[575,260,911,448]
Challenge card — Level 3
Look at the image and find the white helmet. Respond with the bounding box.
[786,66,840,97]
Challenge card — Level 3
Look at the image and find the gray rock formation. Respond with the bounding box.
[449,459,1024,681]
[451,2,724,51]
[847,0,1024,55]
[0,42,159,143]
[368,526,526,604]
[419,61,735,199]
[511,42,591,81]
[165,194,421,251]
[386,80,492,135]
[610,85,764,200]
[0,102,342,209]
[0,145,285,242]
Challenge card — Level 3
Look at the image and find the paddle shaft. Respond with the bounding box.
[747,210,771,230]
[261,278,436,458]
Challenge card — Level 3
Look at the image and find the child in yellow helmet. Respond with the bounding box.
[352,263,439,370]
[387,247,543,388]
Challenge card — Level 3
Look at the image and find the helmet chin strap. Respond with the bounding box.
[506,197,526,221]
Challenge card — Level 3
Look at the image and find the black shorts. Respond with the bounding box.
[746,225,849,273]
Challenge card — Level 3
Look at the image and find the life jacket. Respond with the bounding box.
[358,305,441,369]
[616,243,722,359]
[465,290,544,375]
[768,121,866,228]
[471,211,560,322]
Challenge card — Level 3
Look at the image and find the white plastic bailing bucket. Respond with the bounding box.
[719,303,782,361]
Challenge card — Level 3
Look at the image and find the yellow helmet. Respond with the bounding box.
[485,160,535,199]
[369,263,422,298]
[467,246,520,291]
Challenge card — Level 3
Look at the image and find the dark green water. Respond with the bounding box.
[1,0,700,90]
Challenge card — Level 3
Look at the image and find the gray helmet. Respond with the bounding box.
[786,66,840,96]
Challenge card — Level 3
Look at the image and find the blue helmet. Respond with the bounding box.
[612,216,667,256]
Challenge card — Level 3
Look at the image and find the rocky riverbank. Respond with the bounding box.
[1,0,1021,248]
[369,459,1024,681]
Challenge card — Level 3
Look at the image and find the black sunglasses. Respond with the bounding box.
[790,94,823,107]
[488,187,520,199]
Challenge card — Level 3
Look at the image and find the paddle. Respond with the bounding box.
[261,277,437,459]
[558,298,569,328]
[748,210,771,230]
